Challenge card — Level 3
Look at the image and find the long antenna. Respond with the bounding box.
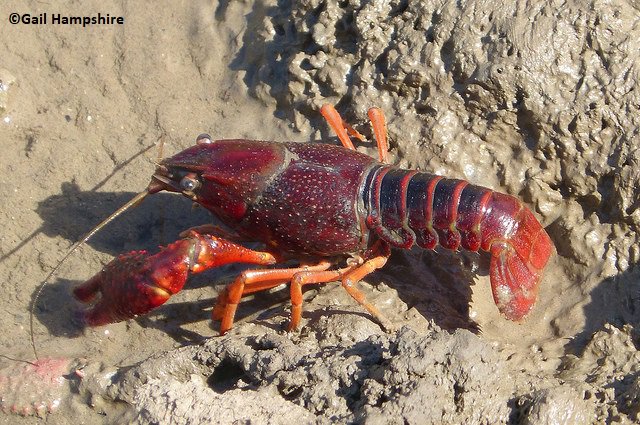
[30,190,149,360]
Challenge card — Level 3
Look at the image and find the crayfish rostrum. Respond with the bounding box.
[72,105,554,335]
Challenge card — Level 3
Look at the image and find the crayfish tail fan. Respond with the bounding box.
[488,213,554,320]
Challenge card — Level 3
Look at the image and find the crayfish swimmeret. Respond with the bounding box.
[73,105,554,334]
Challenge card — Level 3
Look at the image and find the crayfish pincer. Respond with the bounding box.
[73,231,276,325]
[72,104,554,335]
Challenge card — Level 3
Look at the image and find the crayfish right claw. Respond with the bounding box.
[73,250,177,326]
[74,232,276,327]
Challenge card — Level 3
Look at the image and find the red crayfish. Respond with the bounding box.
[71,105,554,335]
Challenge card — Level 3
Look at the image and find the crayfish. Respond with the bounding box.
[64,105,554,336]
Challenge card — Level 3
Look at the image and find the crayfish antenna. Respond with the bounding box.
[29,189,149,361]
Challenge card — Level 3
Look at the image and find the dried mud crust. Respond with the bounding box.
[79,319,639,424]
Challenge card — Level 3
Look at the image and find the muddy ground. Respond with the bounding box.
[0,0,639,423]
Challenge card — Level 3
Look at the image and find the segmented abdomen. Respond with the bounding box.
[364,166,513,251]
[363,165,554,320]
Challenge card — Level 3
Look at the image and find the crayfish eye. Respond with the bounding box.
[180,176,199,192]
[196,133,213,145]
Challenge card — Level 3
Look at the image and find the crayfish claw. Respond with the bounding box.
[74,232,277,328]
[73,250,174,326]
[72,274,103,303]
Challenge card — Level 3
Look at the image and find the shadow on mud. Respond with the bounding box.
[372,248,484,332]
[36,181,212,255]
[567,263,640,355]
[30,181,225,343]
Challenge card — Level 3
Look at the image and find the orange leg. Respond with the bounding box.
[290,242,393,331]
[288,268,346,331]
[340,243,394,330]
[367,107,390,164]
[214,262,333,334]
[320,104,365,151]
[320,104,389,163]
[214,243,394,334]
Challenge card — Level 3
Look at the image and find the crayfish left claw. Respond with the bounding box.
[73,232,276,327]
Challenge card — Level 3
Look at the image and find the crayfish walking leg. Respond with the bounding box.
[73,231,276,326]
[212,242,392,334]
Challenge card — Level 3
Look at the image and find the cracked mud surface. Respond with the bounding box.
[1,0,639,423]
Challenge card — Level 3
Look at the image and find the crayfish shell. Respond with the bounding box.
[0,357,72,417]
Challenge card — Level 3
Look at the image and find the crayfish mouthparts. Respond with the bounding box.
[147,173,176,194]
[148,166,202,199]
